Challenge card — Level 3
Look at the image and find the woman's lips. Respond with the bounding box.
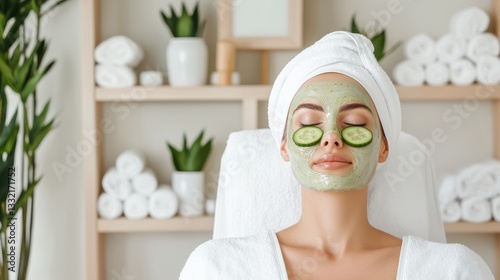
[313,154,352,170]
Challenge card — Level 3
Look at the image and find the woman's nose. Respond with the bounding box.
[321,131,343,148]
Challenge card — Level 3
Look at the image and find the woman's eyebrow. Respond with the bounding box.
[339,103,372,113]
[293,103,324,114]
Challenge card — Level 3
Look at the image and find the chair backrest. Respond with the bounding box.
[213,129,446,243]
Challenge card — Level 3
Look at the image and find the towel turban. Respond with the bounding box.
[268,31,402,169]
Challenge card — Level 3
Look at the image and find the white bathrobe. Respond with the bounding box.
[179,230,494,279]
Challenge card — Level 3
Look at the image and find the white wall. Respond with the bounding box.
[28,0,495,279]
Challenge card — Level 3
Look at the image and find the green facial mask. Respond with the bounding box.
[286,81,381,192]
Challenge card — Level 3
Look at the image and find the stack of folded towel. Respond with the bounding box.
[94,36,144,88]
[394,7,500,86]
[97,149,180,220]
[439,160,500,223]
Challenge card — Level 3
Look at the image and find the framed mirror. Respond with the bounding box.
[217,0,303,50]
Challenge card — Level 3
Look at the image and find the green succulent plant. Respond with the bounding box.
[167,130,213,172]
[160,2,206,37]
[350,15,401,61]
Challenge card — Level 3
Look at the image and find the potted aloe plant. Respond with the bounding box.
[160,2,207,86]
[167,131,212,217]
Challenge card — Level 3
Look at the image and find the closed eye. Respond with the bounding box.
[343,122,366,126]
[300,122,322,127]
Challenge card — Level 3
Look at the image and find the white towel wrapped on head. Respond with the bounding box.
[440,201,461,223]
[461,196,492,223]
[404,34,436,65]
[466,33,500,63]
[449,59,476,86]
[95,65,136,88]
[476,55,500,85]
[132,168,158,196]
[124,193,149,219]
[449,7,490,40]
[102,167,132,201]
[97,192,123,219]
[148,185,179,219]
[393,60,425,86]
[94,35,144,67]
[435,33,466,63]
[116,150,145,178]
[425,62,449,86]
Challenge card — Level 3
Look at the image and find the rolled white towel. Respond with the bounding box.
[440,201,461,223]
[449,7,490,40]
[476,55,500,85]
[425,61,449,86]
[148,185,179,219]
[94,35,144,67]
[101,167,132,201]
[404,34,436,65]
[461,196,492,223]
[435,33,466,63]
[205,198,216,215]
[439,175,457,206]
[466,33,500,62]
[491,196,500,222]
[132,168,158,196]
[124,193,149,219]
[116,150,145,178]
[140,71,164,86]
[95,65,136,88]
[97,192,123,219]
[449,59,476,86]
[393,60,425,86]
[456,161,500,199]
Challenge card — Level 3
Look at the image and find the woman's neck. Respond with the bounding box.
[281,186,379,255]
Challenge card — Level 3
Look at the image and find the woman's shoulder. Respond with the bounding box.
[179,230,281,280]
[401,235,494,279]
[189,230,274,258]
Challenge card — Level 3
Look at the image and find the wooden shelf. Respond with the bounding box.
[95,85,271,102]
[95,84,500,102]
[97,216,214,233]
[396,84,500,101]
[445,222,500,233]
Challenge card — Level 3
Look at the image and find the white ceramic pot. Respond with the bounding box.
[172,171,205,217]
[166,38,208,87]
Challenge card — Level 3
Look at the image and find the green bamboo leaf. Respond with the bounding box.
[20,60,55,101]
[11,43,21,67]
[28,119,53,152]
[0,135,17,204]
[0,56,14,81]
[41,0,69,17]
[13,177,41,215]
[0,110,19,153]
[31,101,51,135]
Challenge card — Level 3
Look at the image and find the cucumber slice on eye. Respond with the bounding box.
[292,126,324,147]
[341,126,373,147]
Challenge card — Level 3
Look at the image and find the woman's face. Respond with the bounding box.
[280,73,388,192]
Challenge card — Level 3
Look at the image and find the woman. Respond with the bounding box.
[179,31,494,279]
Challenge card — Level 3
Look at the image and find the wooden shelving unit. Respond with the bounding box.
[97,216,214,233]
[81,0,500,279]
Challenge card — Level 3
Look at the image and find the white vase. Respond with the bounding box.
[172,171,205,217]
[166,38,208,87]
